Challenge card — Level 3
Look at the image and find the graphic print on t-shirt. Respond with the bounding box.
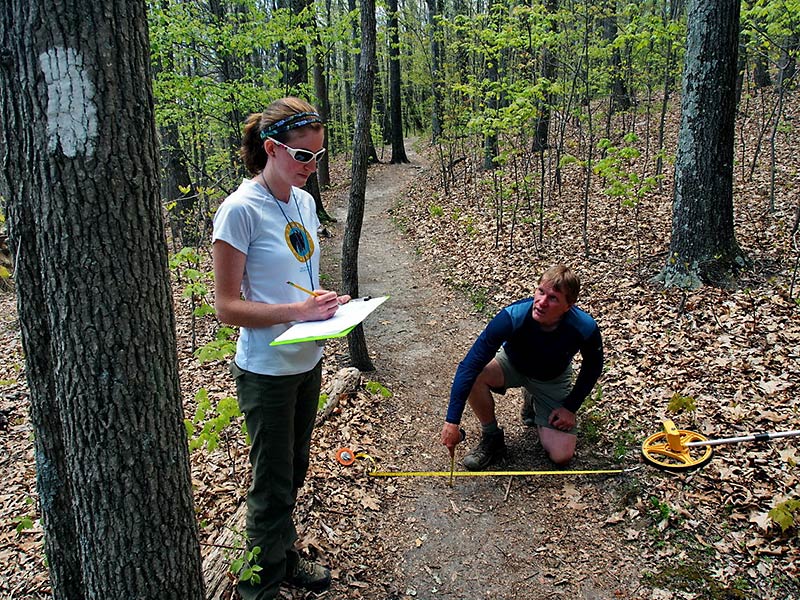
[284,221,315,263]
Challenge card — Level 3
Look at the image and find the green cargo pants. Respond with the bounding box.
[230,360,322,600]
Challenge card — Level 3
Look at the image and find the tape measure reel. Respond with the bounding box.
[335,447,357,466]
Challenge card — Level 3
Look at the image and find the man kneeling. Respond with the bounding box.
[440,265,603,469]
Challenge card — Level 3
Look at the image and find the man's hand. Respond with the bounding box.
[440,422,463,454]
[549,407,576,431]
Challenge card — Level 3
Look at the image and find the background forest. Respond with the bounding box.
[1,0,799,598]
[146,0,798,257]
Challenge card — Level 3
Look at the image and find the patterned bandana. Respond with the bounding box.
[259,112,323,139]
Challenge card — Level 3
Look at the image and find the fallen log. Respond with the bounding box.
[203,501,247,600]
[317,367,361,424]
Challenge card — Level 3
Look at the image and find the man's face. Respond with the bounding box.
[532,282,572,330]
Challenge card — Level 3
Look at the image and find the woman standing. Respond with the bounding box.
[213,97,348,599]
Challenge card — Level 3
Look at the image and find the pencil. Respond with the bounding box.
[287,281,320,297]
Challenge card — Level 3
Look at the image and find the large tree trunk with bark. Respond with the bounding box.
[0,1,205,598]
[658,0,747,289]
[342,0,376,371]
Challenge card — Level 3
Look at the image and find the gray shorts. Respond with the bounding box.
[494,347,575,433]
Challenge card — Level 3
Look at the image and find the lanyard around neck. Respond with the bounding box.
[272,188,315,292]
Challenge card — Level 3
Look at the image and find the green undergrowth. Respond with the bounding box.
[642,562,752,599]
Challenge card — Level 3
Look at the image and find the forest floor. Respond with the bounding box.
[2,95,800,600]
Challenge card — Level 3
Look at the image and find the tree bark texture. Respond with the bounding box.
[661,0,746,288]
[342,0,376,371]
[0,1,205,598]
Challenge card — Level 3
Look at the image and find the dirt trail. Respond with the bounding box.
[324,147,646,600]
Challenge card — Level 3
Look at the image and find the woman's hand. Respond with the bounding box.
[299,290,351,321]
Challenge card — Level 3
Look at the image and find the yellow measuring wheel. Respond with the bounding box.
[643,420,800,472]
[641,420,714,471]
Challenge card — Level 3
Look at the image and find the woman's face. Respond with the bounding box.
[268,127,325,188]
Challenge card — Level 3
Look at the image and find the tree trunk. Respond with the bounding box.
[342,0,376,371]
[388,0,409,163]
[348,0,359,103]
[531,0,559,152]
[426,0,444,141]
[777,32,798,92]
[374,60,389,143]
[0,1,205,598]
[305,173,333,224]
[161,122,199,250]
[742,19,772,90]
[208,0,245,158]
[753,53,772,89]
[658,0,747,289]
[603,2,631,114]
[655,0,684,177]
[156,0,198,251]
[312,28,332,189]
[483,59,499,171]
[280,0,309,88]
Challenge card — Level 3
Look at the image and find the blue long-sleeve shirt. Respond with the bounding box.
[446,298,603,424]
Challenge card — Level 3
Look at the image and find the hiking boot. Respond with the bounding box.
[521,390,536,427]
[285,551,331,592]
[462,428,507,471]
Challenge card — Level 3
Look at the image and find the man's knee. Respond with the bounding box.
[539,428,576,465]
[547,447,574,466]
[474,359,506,390]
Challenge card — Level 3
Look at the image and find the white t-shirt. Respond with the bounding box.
[212,178,324,376]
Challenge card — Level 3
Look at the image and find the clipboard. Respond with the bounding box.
[270,296,388,346]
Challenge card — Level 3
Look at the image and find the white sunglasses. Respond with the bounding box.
[268,137,326,163]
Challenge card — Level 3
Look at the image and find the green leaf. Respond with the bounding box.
[667,393,696,414]
[365,381,392,398]
[769,499,800,532]
[14,515,34,535]
[193,303,216,318]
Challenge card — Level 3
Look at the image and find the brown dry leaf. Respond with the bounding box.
[359,494,381,512]
[749,510,772,532]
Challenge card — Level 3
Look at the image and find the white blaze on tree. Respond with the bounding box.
[39,46,98,158]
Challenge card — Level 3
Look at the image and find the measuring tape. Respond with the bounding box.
[369,468,624,477]
[336,447,629,478]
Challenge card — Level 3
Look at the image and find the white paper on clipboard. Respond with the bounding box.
[270,295,388,345]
